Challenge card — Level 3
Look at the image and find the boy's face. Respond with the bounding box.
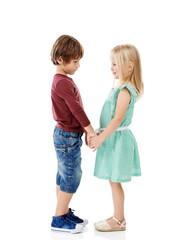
[58,57,81,75]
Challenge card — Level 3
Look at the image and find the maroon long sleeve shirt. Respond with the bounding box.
[51,74,90,133]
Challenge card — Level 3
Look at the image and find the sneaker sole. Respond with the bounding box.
[79,219,88,226]
[51,225,83,234]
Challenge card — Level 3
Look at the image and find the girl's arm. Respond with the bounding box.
[89,88,131,151]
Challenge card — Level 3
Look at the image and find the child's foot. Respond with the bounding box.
[66,208,88,226]
[107,218,124,229]
[95,217,126,232]
[94,216,113,227]
[51,215,84,233]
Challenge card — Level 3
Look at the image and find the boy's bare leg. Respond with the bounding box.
[107,181,125,228]
[56,185,60,198]
[55,190,73,216]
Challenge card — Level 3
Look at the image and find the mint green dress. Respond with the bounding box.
[94,83,141,182]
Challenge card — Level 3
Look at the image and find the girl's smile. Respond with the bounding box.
[110,54,119,79]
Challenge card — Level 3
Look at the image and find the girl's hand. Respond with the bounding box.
[89,135,103,152]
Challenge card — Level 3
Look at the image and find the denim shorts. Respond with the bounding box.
[53,126,83,194]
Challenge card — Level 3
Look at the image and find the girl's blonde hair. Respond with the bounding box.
[111,44,144,98]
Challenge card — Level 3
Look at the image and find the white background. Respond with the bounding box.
[0,0,186,240]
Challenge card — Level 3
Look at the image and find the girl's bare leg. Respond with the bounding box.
[107,180,125,228]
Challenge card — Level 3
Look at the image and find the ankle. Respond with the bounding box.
[55,210,68,217]
[113,216,125,223]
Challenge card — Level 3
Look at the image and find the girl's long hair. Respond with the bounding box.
[111,44,144,98]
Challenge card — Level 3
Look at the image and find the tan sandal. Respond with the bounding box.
[95,217,126,232]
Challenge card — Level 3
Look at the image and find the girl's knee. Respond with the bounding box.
[109,180,121,188]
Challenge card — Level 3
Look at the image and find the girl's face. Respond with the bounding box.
[110,54,119,79]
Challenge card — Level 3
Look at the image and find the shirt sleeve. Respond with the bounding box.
[56,80,90,128]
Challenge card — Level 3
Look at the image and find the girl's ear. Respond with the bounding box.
[57,56,63,65]
[128,61,134,72]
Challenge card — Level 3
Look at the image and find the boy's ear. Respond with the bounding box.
[128,61,134,72]
[57,56,63,65]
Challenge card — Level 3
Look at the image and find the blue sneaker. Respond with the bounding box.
[66,208,88,226]
[51,215,83,233]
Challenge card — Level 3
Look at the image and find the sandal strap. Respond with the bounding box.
[113,217,126,228]
[112,217,122,225]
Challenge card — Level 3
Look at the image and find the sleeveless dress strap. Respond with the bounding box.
[113,83,138,106]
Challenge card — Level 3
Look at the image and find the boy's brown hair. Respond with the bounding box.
[51,35,84,65]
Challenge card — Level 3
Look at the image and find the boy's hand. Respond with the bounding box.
[87,133,96,148]
[89,134,103,151]
[84,124,95,148]
[85,132,89,146]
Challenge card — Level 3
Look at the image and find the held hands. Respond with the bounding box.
[88,133,104,152]
[84,124,103,151]
[85,129,104,152]
[85,132,96,147]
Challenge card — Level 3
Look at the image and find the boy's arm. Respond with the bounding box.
[84,124,95,146]
[84,124,94,134]
[56,80,90,129]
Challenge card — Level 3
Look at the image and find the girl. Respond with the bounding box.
[89,44,144,232]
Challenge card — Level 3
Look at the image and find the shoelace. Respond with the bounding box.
[69,208,80,220]
[69,208,76,216]
[69,208,75,213]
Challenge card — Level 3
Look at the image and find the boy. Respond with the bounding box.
[50,35,95,233]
